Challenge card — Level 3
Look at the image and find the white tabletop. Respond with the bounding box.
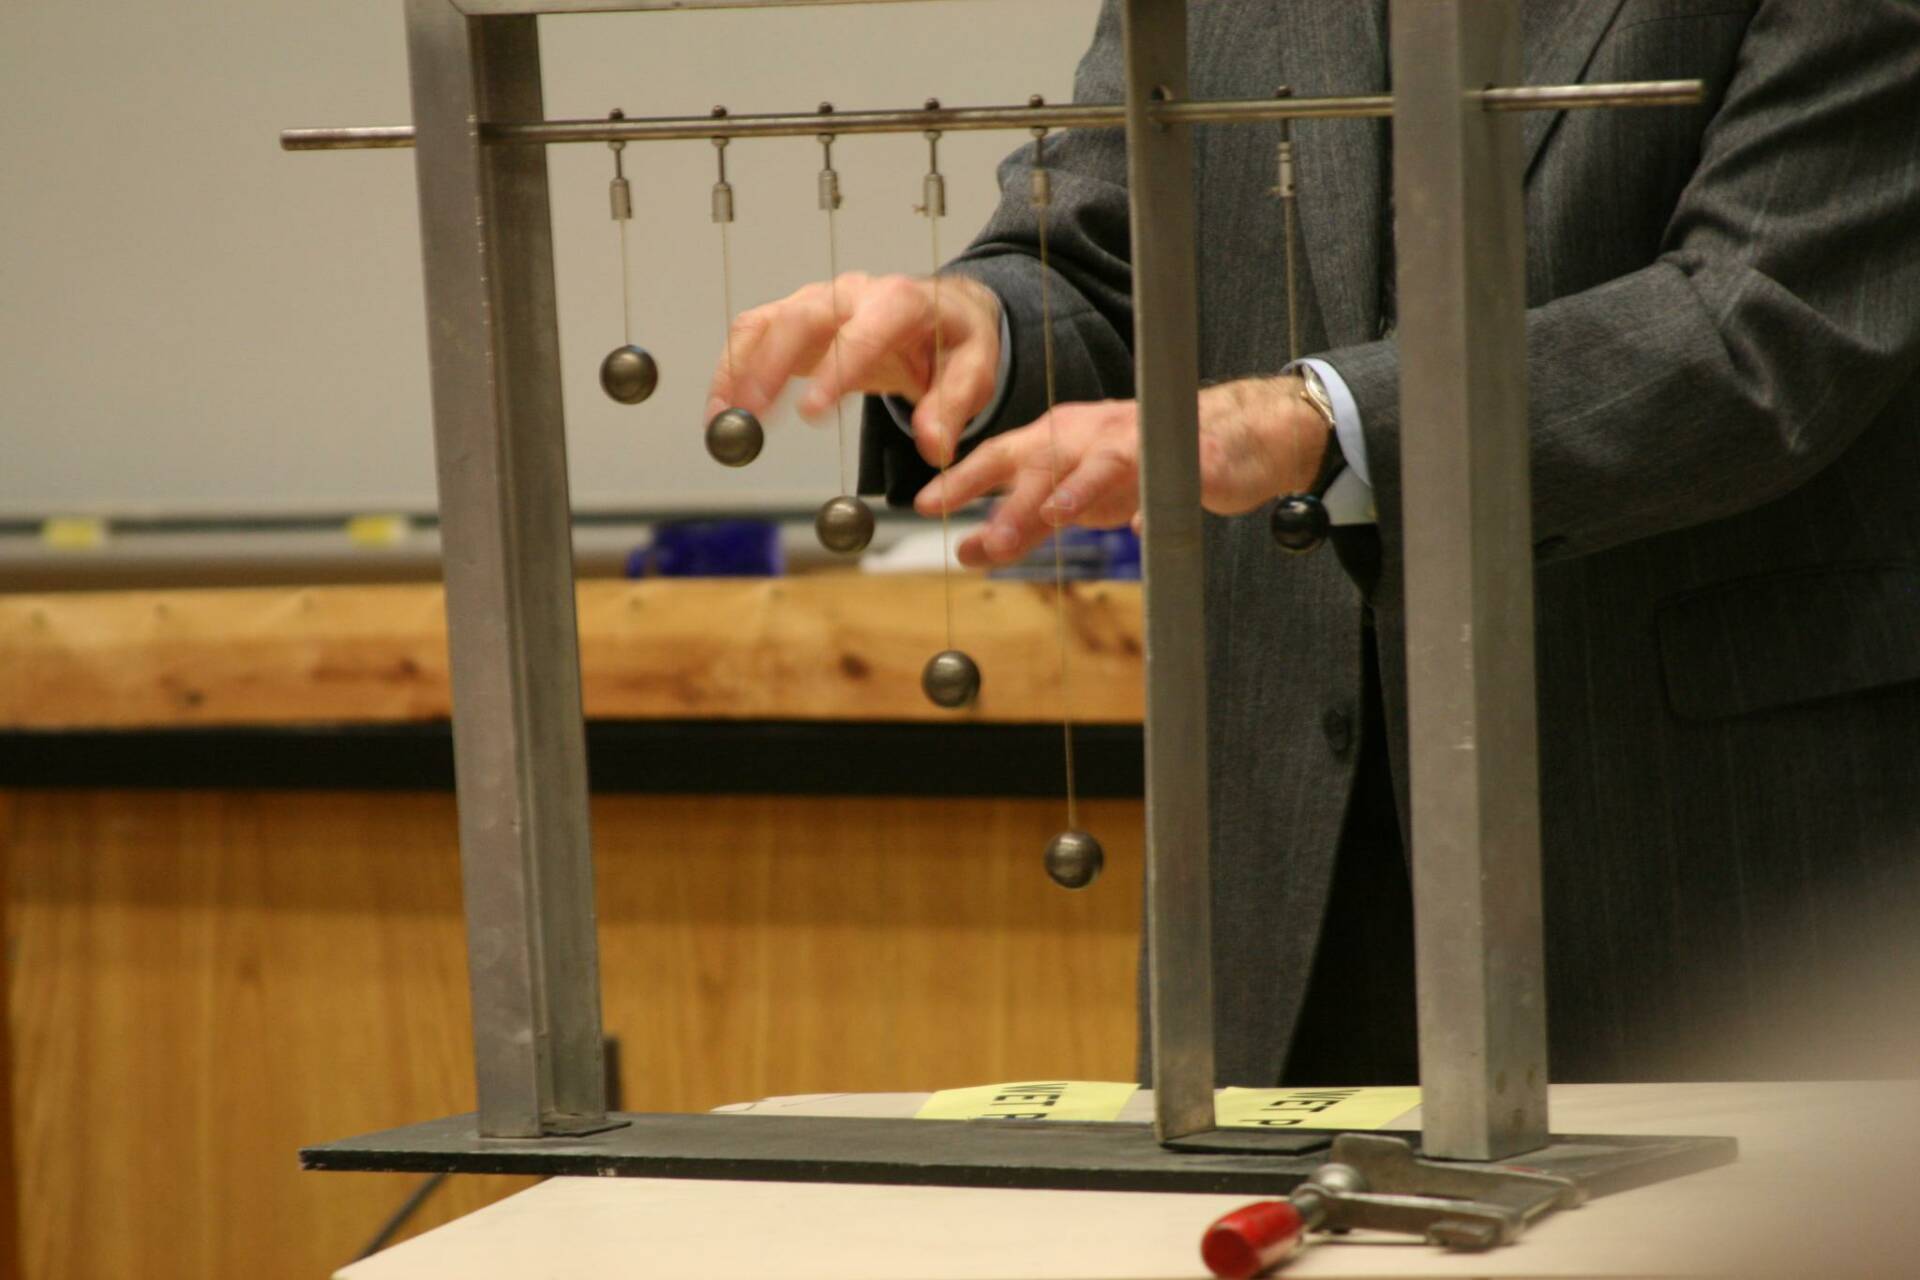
[337,1082,1920,1279]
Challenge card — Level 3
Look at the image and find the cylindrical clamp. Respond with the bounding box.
[610,176,632,221]
[922,171,947,218]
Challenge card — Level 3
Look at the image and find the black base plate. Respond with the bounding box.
[302,1112,1736,1198]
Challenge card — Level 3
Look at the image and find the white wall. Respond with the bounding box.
[0,0,1101,519]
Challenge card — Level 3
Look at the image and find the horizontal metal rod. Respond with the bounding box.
[280,79,1702,151]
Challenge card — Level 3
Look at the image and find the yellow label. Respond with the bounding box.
[40,517,109,550]
[345,514,412,547]
[916,1080,1138,1123]
[1216,1086,1420,1131]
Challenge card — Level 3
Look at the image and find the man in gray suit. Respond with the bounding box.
[708,0,1920,1084]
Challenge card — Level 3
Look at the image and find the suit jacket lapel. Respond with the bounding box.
[1521,0,1630,175]
[1289,0,1391,348]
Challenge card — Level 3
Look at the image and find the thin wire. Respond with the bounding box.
[617,217,634,346]
[927,164,956,650]
[1033,135,1078,832]
[1279,107,1301,364]
[719,219,739,384]
[610,115,635,348]
[824,176,850,495]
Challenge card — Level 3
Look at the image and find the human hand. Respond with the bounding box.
[913,377,1329,567]
[704,271,1002,466]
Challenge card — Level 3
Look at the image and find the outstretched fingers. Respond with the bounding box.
[798,275,927,416]
[957,465,1056,567]
[705,284,837,420]
[915,431,1019,518]
[912,336,998,466]
[1040,442,1138,529]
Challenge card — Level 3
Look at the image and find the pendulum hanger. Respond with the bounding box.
[1269,88,1333,554]
[612,112,636,346]
[1030,110,1104,891]
[917,103,981,711]
[599,109,659,406]
[819,113,850,496]
[813,106,876,555]
[704,112,763,468]
[924,118,954,642]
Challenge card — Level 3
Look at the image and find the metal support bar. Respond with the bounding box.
[1120,0,1215,1144]
[405,0,610,1139]
[1392,0,1550,1161]
[281,81,1703,150]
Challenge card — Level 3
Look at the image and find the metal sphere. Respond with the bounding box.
[599,344,659,404]
[1270,493,1329,553]
[1044,829,1105,890]
[815,495,876,555]
[705,407,764,468]
[921,648,981,710]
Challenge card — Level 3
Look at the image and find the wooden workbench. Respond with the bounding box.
[0,576,1147,1280]
[334,1082,1920,1279]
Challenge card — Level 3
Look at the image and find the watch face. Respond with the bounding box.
[1294,372,1343,498]
[1298,369,1336,428]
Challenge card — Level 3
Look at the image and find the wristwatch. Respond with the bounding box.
[1270,363,1344,554]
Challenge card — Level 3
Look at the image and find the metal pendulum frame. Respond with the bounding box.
[401,0,613,1140]
[286,80,1709,153]
[1117,0,1217,1144]
[1393,0,1549,1162]
[296,0,1709,1184]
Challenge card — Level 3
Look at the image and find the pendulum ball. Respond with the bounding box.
[1044,830,1104,889]
[815,495,875,554]
[599,344,659,404]
[705,407,764,467]
[921,648,981,709]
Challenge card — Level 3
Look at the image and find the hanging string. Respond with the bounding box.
[617,214,634,346]
[1032,124,1079,832]
[609,110,635,346]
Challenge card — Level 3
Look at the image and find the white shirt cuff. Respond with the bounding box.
[1286,357,1376,526]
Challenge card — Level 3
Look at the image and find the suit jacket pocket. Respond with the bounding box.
[1658,561,1920,721]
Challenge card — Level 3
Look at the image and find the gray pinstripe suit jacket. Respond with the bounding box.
[863,0,1920,1083]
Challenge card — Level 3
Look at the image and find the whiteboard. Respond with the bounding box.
[0,0,1102,520]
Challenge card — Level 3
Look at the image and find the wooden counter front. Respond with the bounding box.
[0,575,1143,729]
[0,576,1147,1280]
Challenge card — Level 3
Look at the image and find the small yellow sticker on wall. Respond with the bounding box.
[1216,1086,1420,1131]
[915,1080,1138,1122]
[40,517,109,550]
[345,514,413,547]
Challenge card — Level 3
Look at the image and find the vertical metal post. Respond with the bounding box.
[405,0,610,1138]
[1391,0,1550,1160]
[1120,0,1216,1142]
